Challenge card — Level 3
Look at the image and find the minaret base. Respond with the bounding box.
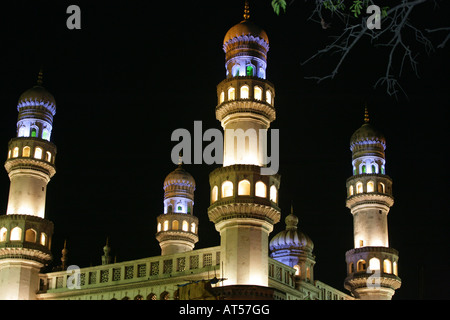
[0,259,43,300]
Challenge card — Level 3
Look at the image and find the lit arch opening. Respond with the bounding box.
[238,180,250,196]
[255,181,266,198]
[222,181,233,198]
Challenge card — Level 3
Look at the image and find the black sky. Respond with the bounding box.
[0,0,449,300]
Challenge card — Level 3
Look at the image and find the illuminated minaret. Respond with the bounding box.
[0,71,56,300]
[344,108,401,300]
[208,2,281,287]
[156,159,199,256]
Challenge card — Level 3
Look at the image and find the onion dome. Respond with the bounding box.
[163,165,196,189]
[269,208,314,253]
[223,1,269,46]
[350,107,386,152]
[17,70,56,116]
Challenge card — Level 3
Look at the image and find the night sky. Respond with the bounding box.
[0,1,448,300]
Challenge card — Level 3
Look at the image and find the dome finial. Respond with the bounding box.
[243,0,250,20]
[37,66,44,86]
[364,106,370,123]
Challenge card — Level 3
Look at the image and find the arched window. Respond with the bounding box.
[353,166,356,175]
[348,262,354,274]
[367,181,374,192]
[0,227,7,242]
[369,257,380,271]
[238,180,251,196]
[222,181,233,198]
[34,147,43,160]
[211,186,218,203]
[371,164,377,173]
[167,205,173,213]
[13,147,19,158]
[31,127,37,138]
[191,223,196,234]
[163,220,169,231]
[177,205,182,212]
[219,91,225,103]
[293,265,300,276]
[255,181,266,198]
[25,229,37,243]
[266,90,272,104]
[378,182,385,193]
[42,129,50,141]
[246,65,254,76]
[157,223,162,232]
[182,220,188,232]
[45,151,52,162]
[381,165,385,174]
[23,146,31,157]
[357,259,366,272]
[240,85,249,99]
[383,259,392,274]
[233,66,240,77]
[349,185,354,196]
[228,87,235,101]
[40,232,47,246]
[172,220,179,230]
[160,291,170,300]
[147,293,157,300]
[393,261,398,276]
[270,185,277,203]
[356,182,363,194]
[254,87,262,100]
[7,150,11,159]
[361,165,367,173]
[258,67,265,79]
[10,227,22,241]
[306,267,311,280]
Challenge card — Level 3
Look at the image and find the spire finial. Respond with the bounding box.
[364,106,370,123]
[291,202,294,214]
[243,0,250,20]
[37,66,44,86]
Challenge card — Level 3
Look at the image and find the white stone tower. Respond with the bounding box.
[208,2,281,287]
[0,71,56,300]
[156,162,198,256]
[344,108,401,300]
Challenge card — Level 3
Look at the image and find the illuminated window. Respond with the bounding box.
[367,181,374,192]
[157,223,161,232]
[219,91,224,103]
[357,259,366,271]
[294,265,300,276]
[255,181,266,198]
[0,227,7,242]
[349,185,354,196]
[369,258,380,271]
[23,146,31,157]
[177,205,182,212]
[246,65,254,76]
[163,220,169,231]
[353,166,356,175]
[222,181,233,198]
[167,205,172,213]
[383,259,392,274]
[172,220,179,230]
[34,147,43,160]
[13,147,19,158]
[371,164,377,173]
[393,261,398,276]
[31,128,37,138]
[7,150,11,159]
[348,262,354,274]
[233,66,240,77]
[356,182,363,194]
[258,67,265,79]
[45,151,52,162]
[270,185,277,203]
[42,129,50,141]
[240,85,249,99]
[254,87,262,100]
[381,165,385,174]
[191,223,196,234]
[25,229,37,243]
[266,90,272,104]
[182,220,188,232]
[359,240,364,247]
[362,165,366,173]
[211,186,218,203]
[238,179,250,196]
[10,227,22,241]
[378,182,385,193]
[228,87,235,101]
[306,267,311,280]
